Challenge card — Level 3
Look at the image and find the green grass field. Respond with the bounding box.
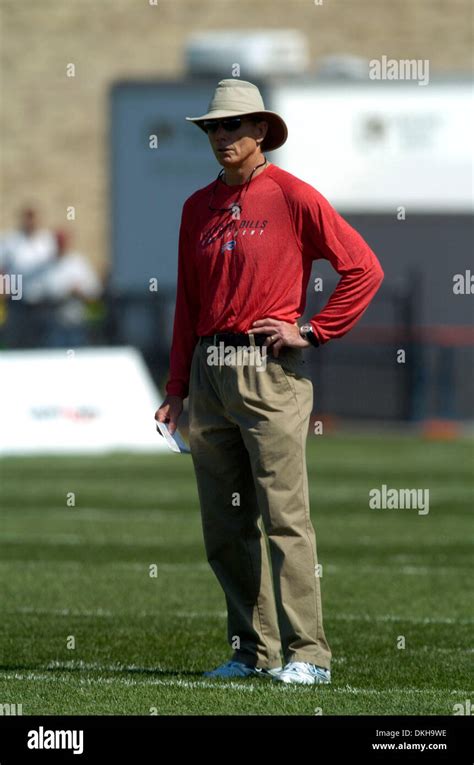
[0,435,472,716]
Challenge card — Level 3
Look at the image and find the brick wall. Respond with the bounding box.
[0,0,471,273]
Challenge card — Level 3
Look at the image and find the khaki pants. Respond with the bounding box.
[188,335,332,671]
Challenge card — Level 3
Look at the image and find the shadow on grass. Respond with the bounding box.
[0,664,210,679]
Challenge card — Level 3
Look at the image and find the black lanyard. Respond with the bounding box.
[207,157,268,214]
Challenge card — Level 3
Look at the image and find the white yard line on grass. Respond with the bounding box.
[1,559,470,577]
[2,509,196,521]
[0,672,258,692]
[326,564,473,576]
[0,561,210,571]
[334,686,474,696]
[0,672,471,697]
[330,614,474,625]
[7,607,473,625]
[10,607,225,617]
[14,607,116,617]
[0,534,198,547]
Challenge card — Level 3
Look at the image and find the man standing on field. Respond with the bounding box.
[156,79,384,685]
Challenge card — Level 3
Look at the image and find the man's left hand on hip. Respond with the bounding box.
[249,318,310,357]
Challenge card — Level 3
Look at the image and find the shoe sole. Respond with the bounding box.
[273,675,331,685]
[203,669,282,680]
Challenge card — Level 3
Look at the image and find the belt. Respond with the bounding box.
[199,332,268,347]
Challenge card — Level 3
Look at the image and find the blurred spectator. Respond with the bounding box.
[40,229,103,348]
[0,207,56,347]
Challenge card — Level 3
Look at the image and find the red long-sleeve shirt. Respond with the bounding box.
[166,163,384,399]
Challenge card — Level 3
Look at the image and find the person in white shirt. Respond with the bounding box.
[0,207,56,346]
[41,230,103,348]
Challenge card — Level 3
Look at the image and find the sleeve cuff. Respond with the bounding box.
[165,381,188,399]
[309,321,323,346]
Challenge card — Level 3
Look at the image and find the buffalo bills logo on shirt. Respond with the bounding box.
[201,219,269,250]
[221,239,236,254]
[201,220,234,248]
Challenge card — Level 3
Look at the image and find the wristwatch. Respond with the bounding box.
[299,323,320,347]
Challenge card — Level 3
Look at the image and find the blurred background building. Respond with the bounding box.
[0,0,473,452]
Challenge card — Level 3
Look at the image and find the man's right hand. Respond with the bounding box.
[154,395,183,436]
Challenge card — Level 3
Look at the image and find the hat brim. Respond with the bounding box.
[185,109,287,152]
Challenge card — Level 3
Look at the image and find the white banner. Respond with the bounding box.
[0,347,169,455]
[274,82,473,212]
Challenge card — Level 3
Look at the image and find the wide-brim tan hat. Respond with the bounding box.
[186,78,288,152]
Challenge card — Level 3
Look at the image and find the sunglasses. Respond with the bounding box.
[201,117,246,134]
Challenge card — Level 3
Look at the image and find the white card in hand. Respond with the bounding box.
[155,420,191,454]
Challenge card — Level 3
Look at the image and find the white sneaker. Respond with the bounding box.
[274,661,331,685]
[203,660,282,679]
